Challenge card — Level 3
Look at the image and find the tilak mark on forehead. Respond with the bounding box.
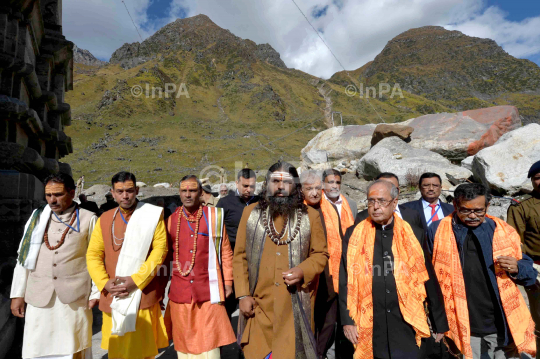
[270,171,293,180]
[114,181,136,190]
[180,181,199,190]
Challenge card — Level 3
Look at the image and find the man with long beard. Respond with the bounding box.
[11,173,100,359]
[86,171,169,359]
[233,161,329,359]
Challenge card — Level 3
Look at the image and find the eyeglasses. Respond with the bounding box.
[421,184,441,189]
[366,199,393,207]
[457,208,486,216]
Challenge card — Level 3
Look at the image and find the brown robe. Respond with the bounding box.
[233,203,328,359]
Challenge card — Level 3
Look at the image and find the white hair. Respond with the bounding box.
[300,170,322,185]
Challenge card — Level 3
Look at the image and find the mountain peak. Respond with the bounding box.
[172,13,215,27]
[361,25,540,100]
[73,45,107,67]
[109,14,286,70]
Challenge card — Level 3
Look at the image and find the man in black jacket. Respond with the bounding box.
[340,180,448,359]
[217,168,259,324]
[402,172,454,231]
[356,172,422,228]
[217,169,259,251]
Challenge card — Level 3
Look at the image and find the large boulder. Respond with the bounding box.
[463,106,522,155]
[301,125,376,166]
[300,106,519,167]
[371,124,413,147]
[402,106,521,161]
[471,123,540,195]
[357,137,472,189]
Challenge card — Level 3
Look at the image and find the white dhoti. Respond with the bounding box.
[22,291,93,359]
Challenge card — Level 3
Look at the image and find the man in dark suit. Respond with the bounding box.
[356,172,423,228]
[402,172,454,231]
[340,180,448,359]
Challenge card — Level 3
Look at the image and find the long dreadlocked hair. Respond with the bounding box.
[258,161,307,214]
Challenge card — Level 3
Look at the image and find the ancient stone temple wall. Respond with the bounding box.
[0,1,73,357]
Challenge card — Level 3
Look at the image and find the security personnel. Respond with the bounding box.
[507,159,540,358]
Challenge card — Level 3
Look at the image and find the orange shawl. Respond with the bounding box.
[321,193,355,292]
[432,214,536,358]
[347,214,431,359]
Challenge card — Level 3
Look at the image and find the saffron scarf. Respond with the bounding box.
[321,193,355,292]
[432,214,536,358]
[346,214,430,359]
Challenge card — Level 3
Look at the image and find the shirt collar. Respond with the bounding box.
[422,198,440,209]
[324,192,343,204]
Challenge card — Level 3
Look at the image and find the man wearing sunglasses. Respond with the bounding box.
[427,183,537,359]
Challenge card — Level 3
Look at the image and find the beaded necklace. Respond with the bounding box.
[111,207,134,251]
[262,207,303,245]
[175,205,203,276]
[44,205,78,251]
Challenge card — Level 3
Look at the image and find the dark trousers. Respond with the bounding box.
[315,296,338,357]
[525,272,540,358]
[314,294,355,359]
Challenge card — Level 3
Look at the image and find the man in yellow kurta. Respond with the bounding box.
[87,171,168,359]
[233,161,328,359]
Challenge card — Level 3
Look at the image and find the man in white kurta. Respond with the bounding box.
[10,173,99,359]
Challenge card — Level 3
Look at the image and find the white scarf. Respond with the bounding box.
[109,202,163,336]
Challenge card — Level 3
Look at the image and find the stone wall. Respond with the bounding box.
[0,1,73,357]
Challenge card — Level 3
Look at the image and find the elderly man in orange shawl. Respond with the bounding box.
[426,183,537,359]
[339,180,448,359]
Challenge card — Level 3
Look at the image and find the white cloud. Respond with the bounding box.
[62,0,540,77]
[447,6,540,60]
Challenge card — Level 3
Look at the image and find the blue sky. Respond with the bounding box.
[486,0,540,22]
[63,0,540,78]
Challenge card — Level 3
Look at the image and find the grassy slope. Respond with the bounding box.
[65,36,539,186]
[66,52,450,186]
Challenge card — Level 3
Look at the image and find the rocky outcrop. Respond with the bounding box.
[73,45,107,67]
[471,124,540,194]
[109,43,154,70]
[255,44,286,68]
[356,137,472,189]
[371,124,413,147]
[301,125,376,166]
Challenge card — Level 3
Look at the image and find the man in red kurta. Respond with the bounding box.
[166,175,235,358]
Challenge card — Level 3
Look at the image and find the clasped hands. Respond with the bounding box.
[103,276,138,298]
